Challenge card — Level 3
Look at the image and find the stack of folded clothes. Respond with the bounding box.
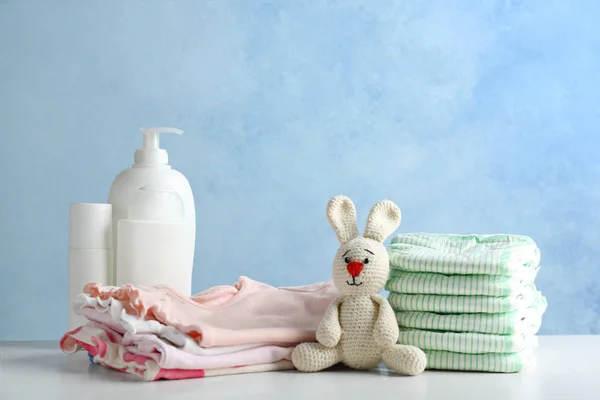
[60,276,338,381]
[386,233,547,373]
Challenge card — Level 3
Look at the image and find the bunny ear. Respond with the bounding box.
[363,200,401,243]
[326,195,359,244]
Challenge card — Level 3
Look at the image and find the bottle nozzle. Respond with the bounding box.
[134,127,183,166]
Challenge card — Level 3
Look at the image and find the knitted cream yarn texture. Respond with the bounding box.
[291,196,426,376]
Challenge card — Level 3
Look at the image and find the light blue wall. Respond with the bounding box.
[1,1,599,340]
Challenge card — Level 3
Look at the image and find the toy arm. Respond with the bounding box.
[316,297,342,347]
[371,294,400,347]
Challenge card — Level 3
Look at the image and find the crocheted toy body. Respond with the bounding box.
[291,196,427,376]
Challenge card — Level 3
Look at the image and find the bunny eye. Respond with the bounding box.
[364,258,369,264]
[344,257,351,264]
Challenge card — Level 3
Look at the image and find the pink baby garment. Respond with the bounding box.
[83,276,338,347]
[77,294,273,356]
[60,325,295,381]
[79,320,294,370]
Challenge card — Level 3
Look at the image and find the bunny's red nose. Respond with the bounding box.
[346,261,364,277]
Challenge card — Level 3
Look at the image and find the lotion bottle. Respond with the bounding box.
[116,185,195,295]
[68,203,112,330]
[108,127,195,292]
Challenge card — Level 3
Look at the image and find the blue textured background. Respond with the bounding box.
[1,1,598,340]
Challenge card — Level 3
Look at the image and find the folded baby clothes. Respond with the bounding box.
[389,233,540,276]
[388,285,536,314]
[82,276,338,347]
[78,321,293,370]
[60,325,294,381]
[76,294,273,356]
[424,348,535,373]
[397,328,537,354]
[395,294,547,335]
[62,277,341,381]
[387,268,539,296]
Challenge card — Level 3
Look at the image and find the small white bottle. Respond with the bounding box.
[108,127,196,291]
[68,203,112,330]
[116,185,195,295]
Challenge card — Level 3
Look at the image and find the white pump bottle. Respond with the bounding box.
[108,127,195,294]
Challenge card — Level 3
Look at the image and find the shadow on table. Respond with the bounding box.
[6,352,142,383]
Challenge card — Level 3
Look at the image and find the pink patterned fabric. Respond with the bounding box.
[83,276,338,347]
[60,325,294,381]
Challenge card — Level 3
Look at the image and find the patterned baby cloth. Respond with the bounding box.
[397,328,537,353]
[387,268,539,297]
[389,233,540,276]
[425,348,534,372]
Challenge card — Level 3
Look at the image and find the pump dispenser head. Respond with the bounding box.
[134,127,183,166]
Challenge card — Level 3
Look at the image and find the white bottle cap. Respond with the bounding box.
[69,203,113,249]
[134,127,183,166]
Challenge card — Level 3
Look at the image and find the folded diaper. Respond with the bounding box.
[425,348,535,373]
[389,233,540,276]
[387,233,545,373]
[395,295,547,334]
[387,268,539,297]
[60,325,295,381]
[388,286,536,313]
[397,328,537,354]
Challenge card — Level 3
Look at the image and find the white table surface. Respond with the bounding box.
[0,335,598,400]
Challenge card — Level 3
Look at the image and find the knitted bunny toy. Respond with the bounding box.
[291,195,427,375]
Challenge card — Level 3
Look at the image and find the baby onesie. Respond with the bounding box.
[82,276,338,347]
[70,322,294,370]
[60,325,294,381]
[77,294,272,356]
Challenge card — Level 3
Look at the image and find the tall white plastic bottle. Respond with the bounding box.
[108,127,195,292]
[116,185,195,295]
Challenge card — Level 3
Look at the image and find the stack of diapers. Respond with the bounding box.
[386,233,547,373]
[60,277,338,381]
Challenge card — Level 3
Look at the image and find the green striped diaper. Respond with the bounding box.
[395,294,547,334]
[386,269,539,297]
[389,233,540,276]
[397,328,536,354]
[425,349,534,372]
[388,286,536,313]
